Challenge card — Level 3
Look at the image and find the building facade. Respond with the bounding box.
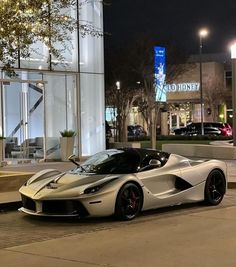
[0,1,105,161]
[123,53,232,136]
[166,53,232,132]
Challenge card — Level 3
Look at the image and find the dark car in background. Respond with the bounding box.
[211,122,232,137]
[128,125,147,137]
[173,122,223,136]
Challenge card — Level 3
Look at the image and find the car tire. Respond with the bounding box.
[204,169,226,205]
[114,183,143,221]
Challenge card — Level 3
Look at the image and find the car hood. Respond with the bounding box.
[21,171,120,198]
[57,172,121,188]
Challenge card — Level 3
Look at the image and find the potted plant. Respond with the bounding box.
[59,130,76,161]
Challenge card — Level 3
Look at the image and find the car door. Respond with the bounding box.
[135,163,181,196]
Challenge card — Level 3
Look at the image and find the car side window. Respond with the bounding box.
[108,153,140,174]
[139,155,160,172]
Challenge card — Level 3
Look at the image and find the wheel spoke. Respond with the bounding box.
[215,179,223,186]
[116,183,143,220]
[210,175,216,187]
[120,186,140,216]
[208,174,224,201]
[210,188,222,201]
[205,170,225,206]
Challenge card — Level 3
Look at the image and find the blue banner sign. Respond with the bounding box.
[154,46,166,102]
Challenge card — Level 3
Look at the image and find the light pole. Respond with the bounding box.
[199,28,208,135]
[231,43,236,146]
[116,81,121,142]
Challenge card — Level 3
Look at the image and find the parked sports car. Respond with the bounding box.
[19,148,227,220]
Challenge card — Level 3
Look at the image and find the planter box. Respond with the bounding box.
[60,137,75,161]
[0,171,34,192]
[162,143,236,160]
[110,142,141,149]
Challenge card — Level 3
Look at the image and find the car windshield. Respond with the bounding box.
[76,149,141,174]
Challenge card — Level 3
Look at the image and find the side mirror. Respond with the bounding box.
[68,154,80,167]
[149,159,162,168]
[68,154,76,160]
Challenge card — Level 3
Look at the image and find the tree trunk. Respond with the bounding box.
[149,109,156,149]
[120,116,128,142]
[150,109,157,149]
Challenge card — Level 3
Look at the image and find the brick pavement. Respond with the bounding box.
[1,191,236,250]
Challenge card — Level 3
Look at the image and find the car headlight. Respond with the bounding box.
[84,185,103,194]
[84,178,117,194]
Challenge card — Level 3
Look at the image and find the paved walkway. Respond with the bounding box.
[2,193,236,267]
[1,160,73,173]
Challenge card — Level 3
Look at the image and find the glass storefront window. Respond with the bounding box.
[80,73,105,156]
[79,1,104,74]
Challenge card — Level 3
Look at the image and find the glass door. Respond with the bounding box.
[2,72,45,161]
[1,71,78,162]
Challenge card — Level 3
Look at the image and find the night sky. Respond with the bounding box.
[104,0,236,55]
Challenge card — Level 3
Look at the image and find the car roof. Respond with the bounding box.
[116,148,170,162]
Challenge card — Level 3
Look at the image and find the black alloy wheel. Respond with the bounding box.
[115,183,143,221]
[204,169,226,205]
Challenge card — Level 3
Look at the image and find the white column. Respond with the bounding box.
[231,43,236,146]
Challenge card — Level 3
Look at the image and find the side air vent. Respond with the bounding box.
[175,177,192,191]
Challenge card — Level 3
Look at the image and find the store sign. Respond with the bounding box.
[154,46,166,102]
[165,82,200,92]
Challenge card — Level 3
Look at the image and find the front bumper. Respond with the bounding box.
[20,194,89,217]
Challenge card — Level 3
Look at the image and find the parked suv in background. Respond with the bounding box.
[173,122,223,136]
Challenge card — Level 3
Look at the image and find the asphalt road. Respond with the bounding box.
[1,191,236,267]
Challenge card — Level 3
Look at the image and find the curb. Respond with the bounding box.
[228,182,236,189]
[0,201,22,212]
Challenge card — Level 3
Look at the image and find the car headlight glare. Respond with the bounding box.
[84,185,102,194]
[84,178,118,194]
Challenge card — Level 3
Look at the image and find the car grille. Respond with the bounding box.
[21,194,36,211]
[21,195,89,217]
[42,200,89,216]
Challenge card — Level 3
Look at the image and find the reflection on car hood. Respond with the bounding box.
[57,172,113,186]
[23,172,120,197]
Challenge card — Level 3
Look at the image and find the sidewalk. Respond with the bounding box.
[1,159,236,209]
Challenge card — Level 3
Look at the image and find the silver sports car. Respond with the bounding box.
[19,148,227,220]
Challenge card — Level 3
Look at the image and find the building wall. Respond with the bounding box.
[0,1,105,158]
[79,0,105,156]
[166,61,228,125]
[106,57,231,136]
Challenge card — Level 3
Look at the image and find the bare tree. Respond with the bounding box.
[105,46,144,142]
[203,75,231,121]
[131,37,190,148]
[105,35,191,147]
[105,85,142,142]
[0,0,103,72]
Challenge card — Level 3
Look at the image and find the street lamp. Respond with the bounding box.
[116,81,120,90]
[231,43,236,146]
[116,81,121,142]
[199,28,208,135]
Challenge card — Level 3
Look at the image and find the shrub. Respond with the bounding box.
[60,130,76,137]
[128,135,231,142]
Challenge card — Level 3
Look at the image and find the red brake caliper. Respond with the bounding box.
[131,191,137,209]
